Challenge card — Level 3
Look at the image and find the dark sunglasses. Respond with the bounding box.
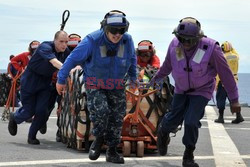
[177,35,198,45]
[139,52,152,57]
[107,27,126,35]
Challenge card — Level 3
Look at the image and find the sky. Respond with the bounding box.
[0,0,250,73]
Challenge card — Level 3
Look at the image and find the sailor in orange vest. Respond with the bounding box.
[215,41,244,124]
[10,40,40,74]
[136,40,160,69]
[9,41,40,107]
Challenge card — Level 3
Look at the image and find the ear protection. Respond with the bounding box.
[172,17,204,37]
[221,41,233,52]
[100,10,129,32]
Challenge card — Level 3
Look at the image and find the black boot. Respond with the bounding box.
[214,109,224,123]
[56,129,62,142]
[27,137,40,145]
[232,112,244,124]
[89,136,104,160]
[182,147,199,167]
[157,126,170,156]
[8,112,17,136]
[39,123,47,134]
[106,146,124,164]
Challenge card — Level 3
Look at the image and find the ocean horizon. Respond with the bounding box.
[1,69,249,106]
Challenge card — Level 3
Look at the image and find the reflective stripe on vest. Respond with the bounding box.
[99,44,125,58]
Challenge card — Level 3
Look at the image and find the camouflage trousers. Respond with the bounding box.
[86,88,126,147]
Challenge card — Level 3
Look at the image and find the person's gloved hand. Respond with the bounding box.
[147,77,163,90]
[129,79,140,89]
[230,101,241,114]
[147,78,155,89]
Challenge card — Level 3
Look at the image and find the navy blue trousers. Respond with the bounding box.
[216,82,228,110]
[14,88,50,139]
[160,94,209,148]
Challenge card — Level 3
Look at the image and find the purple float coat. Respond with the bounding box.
[154,37,239,102]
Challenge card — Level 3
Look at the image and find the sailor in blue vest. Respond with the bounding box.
[56,10,137,164]
[8,31,70,145]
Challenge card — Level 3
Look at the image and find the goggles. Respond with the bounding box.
[31,42,40,49]
[177,35,199,46]
[139,52,152,57]
[107,26,126,35]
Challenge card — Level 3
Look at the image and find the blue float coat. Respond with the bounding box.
[57,29,137,89]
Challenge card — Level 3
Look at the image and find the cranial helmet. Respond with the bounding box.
[221,41,233,52]
[68,33,81,48]
[173,17,204,46]
[100,10,129,34]
[29,40,40,49]
[28,40,40,54]
[136,40,155,57]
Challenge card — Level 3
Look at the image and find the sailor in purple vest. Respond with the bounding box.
[150,17,241,167]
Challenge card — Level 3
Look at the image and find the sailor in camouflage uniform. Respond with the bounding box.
[56,10,137,164]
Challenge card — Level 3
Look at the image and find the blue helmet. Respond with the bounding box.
[101,10,129,34]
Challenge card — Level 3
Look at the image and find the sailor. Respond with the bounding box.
[10,40,40,74]
[136,40,160,69]
[150,17,241,167]
[47,33,82,142]
[8,31,70,145]
[214,41,244,124]
[56,10,137,164]
[9,40,40,108]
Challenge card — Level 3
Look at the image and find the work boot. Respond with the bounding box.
[182,147,199,167]
[157,126,170,156]
[89,136,104,160]
[27,137,40,145]
[232,112,244,124]
[214,109,224,123]
[106,146,124,164]
[39,123,47,134]
[56,129,62,142]
[8,112,17,136]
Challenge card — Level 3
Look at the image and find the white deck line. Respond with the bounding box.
[205,106,246,167]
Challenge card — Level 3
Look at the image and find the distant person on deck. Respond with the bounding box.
[214,41,244,124]
[10,40,40,75]
[136,40,160,69]
[7,55,15,77]
[9,41,40,107]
